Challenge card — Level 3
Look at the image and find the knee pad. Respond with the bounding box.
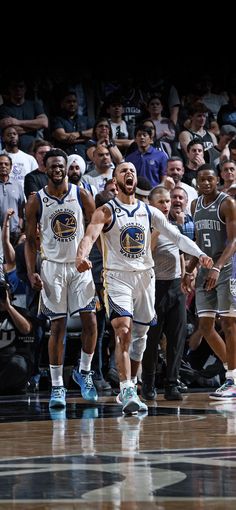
[129,323,149,361]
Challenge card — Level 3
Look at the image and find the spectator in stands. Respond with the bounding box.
[163,156,198,214]
[51,89,93,160]
[104,93,133,154]
[1,127,38,192]
[126,125,168,187]
[0,154,25,244]
[24,140,53,199]
[0,77,48,153]
[86,117,123,169]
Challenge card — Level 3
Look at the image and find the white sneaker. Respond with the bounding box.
[209,379,236,400]
[116,387,148,413]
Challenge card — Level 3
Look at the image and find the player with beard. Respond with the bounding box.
[25,149,98,409]
[75,162,213,414]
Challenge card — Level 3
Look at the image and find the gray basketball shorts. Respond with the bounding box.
[196,264,236,317]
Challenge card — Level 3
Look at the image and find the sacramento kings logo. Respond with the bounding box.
[51,212,77,239]
[120,225,145,257]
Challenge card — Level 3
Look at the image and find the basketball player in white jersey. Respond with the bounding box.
[182,163,236,400]
[75,161,213,415]
[25,149,97,409]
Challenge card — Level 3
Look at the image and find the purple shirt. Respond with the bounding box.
[125,145,168,187]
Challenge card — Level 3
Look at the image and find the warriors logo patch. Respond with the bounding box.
[120,224,145,258]
[51,211,77,240]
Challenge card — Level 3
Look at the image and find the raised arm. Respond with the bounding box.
[76,205,112,272]
[151,206,212,267]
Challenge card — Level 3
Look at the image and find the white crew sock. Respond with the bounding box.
[226,369,236,383]
[120,380,134,392]
[79,350,94,372]
[50,365,63,387]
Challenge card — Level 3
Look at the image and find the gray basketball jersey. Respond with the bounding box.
[194,192,229,263]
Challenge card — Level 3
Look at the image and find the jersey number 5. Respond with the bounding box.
[203,233,211,247]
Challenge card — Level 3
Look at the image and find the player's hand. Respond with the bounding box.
[199,255,213,269]
[29,273,43,291]
[76,257,92,273]
[203,268,220,291]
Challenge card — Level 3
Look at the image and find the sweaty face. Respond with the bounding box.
[115,163,137,196]
[46,156,67,186]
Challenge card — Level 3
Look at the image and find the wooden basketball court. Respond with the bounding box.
[0,389,235,509]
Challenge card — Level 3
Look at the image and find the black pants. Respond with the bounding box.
[91,284,107,379]
[142,278,186,386]
[0,354,31,394]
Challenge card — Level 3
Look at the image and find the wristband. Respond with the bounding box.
[211,266,220,273]
[107,142,115,149]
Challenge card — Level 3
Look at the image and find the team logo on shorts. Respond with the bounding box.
[120,224,145,258]
[51,210,77,240]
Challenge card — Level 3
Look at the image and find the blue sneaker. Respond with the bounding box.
[116,386,148,412]
[49,386,66,408]
[72,369,98,401]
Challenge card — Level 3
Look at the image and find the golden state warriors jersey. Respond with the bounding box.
[37,183,84,262]
[101,198,153,271]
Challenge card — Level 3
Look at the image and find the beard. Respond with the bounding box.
[48,174,64,186]
[117,181,136,196]
[7,140,18,149]
[68,173,81,185]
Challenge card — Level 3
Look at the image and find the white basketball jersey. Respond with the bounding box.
[101,198,153,271]
[37,183,84,262]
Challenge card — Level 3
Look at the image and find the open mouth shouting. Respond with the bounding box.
[125,175,134,187]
